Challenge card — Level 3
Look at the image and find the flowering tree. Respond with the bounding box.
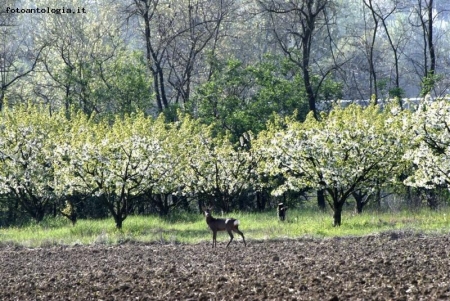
[256,104,406,226]
[0,104,64,222]
[176,116,255,212]
[404,100,450,189]
[53,113,182,229]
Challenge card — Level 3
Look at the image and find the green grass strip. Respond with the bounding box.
[1,208,450,248]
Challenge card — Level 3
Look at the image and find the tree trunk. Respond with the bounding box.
[333,201,344,227]
[375,188,381,209]
[352,190,370,214]
[154,194,170,216]
[0,88,4,111]
[317,189,326,210]
[141,2,165,113]
[365,0,379,101]
[5,197,19,226]
[256,190,267,211]
[33,209,46,224]
[428,0,435,75]
[425,189,438,210]
[114,215,124,230]
[17,192,48,224]
[355,197,364,214]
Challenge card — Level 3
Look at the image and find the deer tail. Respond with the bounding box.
[234,219,240,226]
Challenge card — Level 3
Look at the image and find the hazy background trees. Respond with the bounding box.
[2,0,449,114]
[0,0,45,110]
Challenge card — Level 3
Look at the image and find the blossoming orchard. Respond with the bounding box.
[0,100,448,228]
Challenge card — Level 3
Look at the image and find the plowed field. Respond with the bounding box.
[1,232,450,300]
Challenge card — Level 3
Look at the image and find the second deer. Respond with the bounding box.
[204,208,246,248]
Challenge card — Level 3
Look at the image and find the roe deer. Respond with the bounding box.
[277,202,288,221]
[204,208,246,248]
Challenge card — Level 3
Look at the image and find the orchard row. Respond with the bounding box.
[0,100,448,228]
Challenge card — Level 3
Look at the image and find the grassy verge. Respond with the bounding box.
[1,208,450,248]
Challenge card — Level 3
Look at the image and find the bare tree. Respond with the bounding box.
[363,0,408,103]
[361,0,381,101]
[32,0,124,115]
[127,0,234,114]
[408,0,441,96]
[166,0,235,105]
[0,2,45,110]
[256,0,339,120]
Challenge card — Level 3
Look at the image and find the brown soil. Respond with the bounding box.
[1,232,450,300]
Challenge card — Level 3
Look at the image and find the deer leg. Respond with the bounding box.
[233,227,246,247]
[212,231,217,248]
[226,230,234,247]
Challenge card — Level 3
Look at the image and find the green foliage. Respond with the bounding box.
[311,74,344,101]
[420,71,443,97]
[90,50,154,117]
[389,87,405,99]
[190,56,309,139]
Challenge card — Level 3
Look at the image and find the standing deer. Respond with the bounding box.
[204,208,246,248]
[277,203,288,221]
